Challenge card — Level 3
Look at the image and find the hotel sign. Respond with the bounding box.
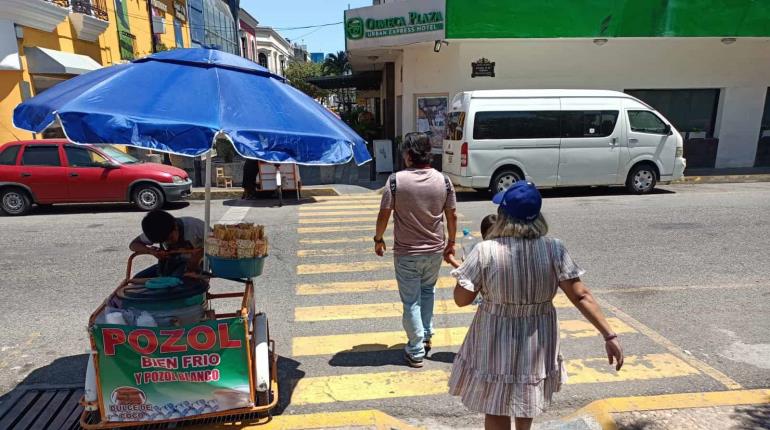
[345,0,445,50]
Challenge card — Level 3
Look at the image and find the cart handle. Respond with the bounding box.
[124,249,201,282]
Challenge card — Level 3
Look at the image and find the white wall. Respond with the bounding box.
[399,38,770,168]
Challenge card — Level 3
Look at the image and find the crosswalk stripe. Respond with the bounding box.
[298,225,376,234]
[297,260,453,274]
[298,260,392,275]
[297,277,457,295]
[300,236,393,245]
[300,204,382,211]
[299,210,382,217]
[313,195,382,201]
[292,318,636,356]
[299,217,379,224]
[294,296,573,322]
[291,353,700,405]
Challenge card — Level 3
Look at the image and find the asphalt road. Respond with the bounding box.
[0,183,768,428]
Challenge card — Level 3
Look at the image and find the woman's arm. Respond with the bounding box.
[453,284,478,307]
[560,278,624,370]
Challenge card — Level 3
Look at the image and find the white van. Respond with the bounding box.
[442,90,686,194]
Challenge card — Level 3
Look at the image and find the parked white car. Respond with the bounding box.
[442,89,686,194]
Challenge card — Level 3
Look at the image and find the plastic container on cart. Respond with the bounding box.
[207,255,266,279]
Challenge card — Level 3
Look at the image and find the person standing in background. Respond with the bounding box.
[374,132,458,368]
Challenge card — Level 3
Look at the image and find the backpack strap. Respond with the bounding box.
[443,174,451,194]
[389,173,397,195]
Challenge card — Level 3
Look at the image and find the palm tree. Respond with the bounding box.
[323,51,351,76]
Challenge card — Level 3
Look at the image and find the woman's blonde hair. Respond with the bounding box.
[486,207,548,239]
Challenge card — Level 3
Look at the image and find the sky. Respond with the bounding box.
[241,0,372,55]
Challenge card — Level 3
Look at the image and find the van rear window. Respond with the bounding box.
[446,112,465,140]
[474,111,561,140]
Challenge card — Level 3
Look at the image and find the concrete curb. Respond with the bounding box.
[564,389,770,430]
[672,174,770,184]
[188,187,340,200]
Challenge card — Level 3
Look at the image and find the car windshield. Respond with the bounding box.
[97,145,140,164]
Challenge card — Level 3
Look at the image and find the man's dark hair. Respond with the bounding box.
[141,210,176,243]
[402,132,433,165]
[480,214,497,239]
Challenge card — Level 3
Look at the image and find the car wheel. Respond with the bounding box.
[133,185,165,211]
[1,188,32,216]
[491,170,522,194]
[626,164,657,194]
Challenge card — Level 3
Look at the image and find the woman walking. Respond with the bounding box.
[448,181,624,430]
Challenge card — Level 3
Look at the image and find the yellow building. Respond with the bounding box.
[0,0,191,144]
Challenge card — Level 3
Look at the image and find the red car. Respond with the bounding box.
[0,140,192,215]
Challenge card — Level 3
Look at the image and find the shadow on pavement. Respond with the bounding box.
[329,347,409,367]
[222,197,311,208]
[427,351,456,364]
[22,202,190,216]
[275,355,304,414]
[733,403,770,429]
[0,354,88,405]
[456,186,675,202]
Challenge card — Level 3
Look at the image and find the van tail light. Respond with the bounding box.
[460,142,468,167]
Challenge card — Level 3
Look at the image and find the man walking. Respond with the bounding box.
[374,132,457,368]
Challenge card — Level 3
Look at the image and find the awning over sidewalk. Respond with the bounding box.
[307,71,382,91]
[24,46,101,75]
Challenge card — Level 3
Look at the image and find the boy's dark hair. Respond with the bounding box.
[480,214,497,239]
[401,132,433,165]
[141,210,176,243]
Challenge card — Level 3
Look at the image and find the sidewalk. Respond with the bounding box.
[674,167,770,184]
[544,389,770,430]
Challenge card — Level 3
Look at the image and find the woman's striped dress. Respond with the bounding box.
[448,236,584,417]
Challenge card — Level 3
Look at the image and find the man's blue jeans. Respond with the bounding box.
[394,254,443,359]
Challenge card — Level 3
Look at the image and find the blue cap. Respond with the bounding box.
[492,180,542,223]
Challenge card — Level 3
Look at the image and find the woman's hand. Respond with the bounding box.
[605,337,624,371]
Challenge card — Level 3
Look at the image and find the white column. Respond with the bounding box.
[715,86,767,168]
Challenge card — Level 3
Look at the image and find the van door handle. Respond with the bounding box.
[629,138,639,144]
[20,172,31,177]
[69,173,79,177]
[609,138,618,146]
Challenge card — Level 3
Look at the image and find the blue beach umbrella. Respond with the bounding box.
[13,48,371,259]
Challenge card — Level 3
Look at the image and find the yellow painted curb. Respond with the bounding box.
[567,389,770,430]
[188,409,422,429]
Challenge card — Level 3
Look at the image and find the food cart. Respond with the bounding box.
[12,48,371,428]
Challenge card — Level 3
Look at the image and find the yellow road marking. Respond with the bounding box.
[597,298,743,390]
[313,195,382,201]
[297,276,457,295]
[292,318,636,356]
[300,210,382,217]
[294,296,572,321]
[298,225,376,234]
[300,235,393,245]
[297,260,453,274]
[568,389,770,430]
[299,217,379,224]
[292,369,449,405]
[300,204,382,210]
[292,353,700,405]
[190,409,420,430]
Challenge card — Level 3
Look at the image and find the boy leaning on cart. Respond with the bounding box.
[129,210,207,278]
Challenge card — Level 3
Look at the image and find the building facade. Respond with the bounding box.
[254,26,292,77]
[237,8,258,62]
[0,0,192,144]
[186,0,238,54]
[345,0,770,169]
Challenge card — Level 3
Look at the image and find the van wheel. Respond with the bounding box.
[626,164,657,194]
[1,188,32,216]
[133,185,165,211]
[491,170,522,194]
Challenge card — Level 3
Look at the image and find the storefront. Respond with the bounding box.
[345,0,770,170]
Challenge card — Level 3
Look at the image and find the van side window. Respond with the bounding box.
[446,112,465,140]
[628,110,667,134]
[474,111,560,140]
[0,145,21,165]
[562,111,619,138]
[21,146,61,166]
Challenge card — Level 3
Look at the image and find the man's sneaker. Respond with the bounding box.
[404,352,424,368]
[424,339,432,354]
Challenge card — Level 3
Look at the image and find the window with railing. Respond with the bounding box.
[71,0,109,21]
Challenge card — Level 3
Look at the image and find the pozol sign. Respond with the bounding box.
[345,0,445,50]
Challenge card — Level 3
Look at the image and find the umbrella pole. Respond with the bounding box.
[204,152,212,272]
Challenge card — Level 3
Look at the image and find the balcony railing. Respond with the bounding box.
[71,0,109,21]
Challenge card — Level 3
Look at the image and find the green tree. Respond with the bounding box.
[284,61,328,100]
[323,51,351,76]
